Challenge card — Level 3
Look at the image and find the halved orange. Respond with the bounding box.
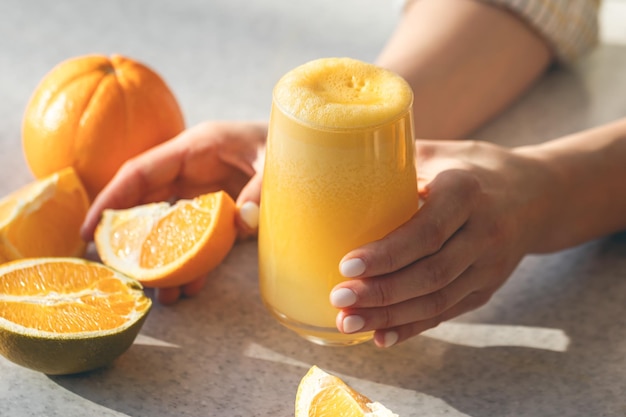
[296,366,398,417]
[94,190,237,288]
[0,167,89,263]
[0,257,151,375]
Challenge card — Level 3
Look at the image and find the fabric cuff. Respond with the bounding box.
[479,0,600,62]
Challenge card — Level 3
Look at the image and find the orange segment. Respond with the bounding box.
[95,190,237,288]
[0,257,151,375]
[296,366,398,417]
[0,167,89,262]
[311,384,372,415]
[140,195,217,268]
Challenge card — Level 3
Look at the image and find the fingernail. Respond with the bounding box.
[383,331,399,348]
[342,315,365,333]
[330,288,357,308]
[239,201,259,229]
[339,258,366,278]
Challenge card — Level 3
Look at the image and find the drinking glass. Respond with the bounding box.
[258,57,419,346]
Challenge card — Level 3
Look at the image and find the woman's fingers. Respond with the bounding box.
[372,290,493,348]
[332,206,518,343]
[330,168,485,342]
[336,264,486,332]
[237,168,263,207]
[81,121,267,241]
[339,168,480,279]
[235,170,263,238]
[332,223,483,309]
[335,262,498,346]
[156,286,182,305]
[181,276,208,297]
[80,137,189,240]
[329,140,550,347]
[154,275,208,305]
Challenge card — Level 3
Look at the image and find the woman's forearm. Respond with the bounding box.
[376,0,553,139]
[517,117,626,253]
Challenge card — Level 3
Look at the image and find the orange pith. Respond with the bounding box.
[0,259,149,334]
[96,190,237,288]
[22,54,185,199]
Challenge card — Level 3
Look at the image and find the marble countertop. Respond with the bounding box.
[1,1,625,416]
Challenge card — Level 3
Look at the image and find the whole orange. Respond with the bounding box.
[22,54,185,200]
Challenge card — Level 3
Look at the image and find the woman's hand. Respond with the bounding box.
[330,139,559,347]
[80,120,267,304]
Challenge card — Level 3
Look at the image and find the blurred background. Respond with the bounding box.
[0,0,400,190]
[1,0,625,190]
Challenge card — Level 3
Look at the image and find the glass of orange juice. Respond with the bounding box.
[258,57,419,346]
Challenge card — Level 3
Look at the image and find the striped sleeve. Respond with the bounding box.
[476,0,600,62]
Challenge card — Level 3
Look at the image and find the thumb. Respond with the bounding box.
[235,171,262,238]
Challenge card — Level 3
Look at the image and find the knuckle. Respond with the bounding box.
[356,274,395,308]
[381,244,399,272]
[400,316,444,342]
[117,157,137,174]
[486,215,512,247]
[424,289,449,318]
[373,238,403,273]
[420,219,447,255]
[420,258,450,291]
[369,277,391,307]
[458,175,482,209]
[380,307,395,329]
[469,290,493,310]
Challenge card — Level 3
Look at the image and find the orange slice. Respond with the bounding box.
[296,366,398,417]
[0,167,89,262]
[0,257,151,375]
[95,190,237,288]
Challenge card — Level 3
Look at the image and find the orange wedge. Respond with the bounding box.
[296,366,398,417]
[94,190,237,288]
[0,167,89,263]
[0,257,151,375]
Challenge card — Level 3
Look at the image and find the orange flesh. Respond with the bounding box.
[95,190,237,288]
[0,168,89,260]
[140,200,213,268]
[0,262,146,333]
[310,384,371,416]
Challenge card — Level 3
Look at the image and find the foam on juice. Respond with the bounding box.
[273,57,413,129]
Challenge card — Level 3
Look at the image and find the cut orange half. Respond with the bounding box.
[296,366,398,417]
[95,190,237,288]
[0,257,151,375]
[0,167,89,262]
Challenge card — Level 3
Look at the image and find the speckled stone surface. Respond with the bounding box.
[1,1,625,416]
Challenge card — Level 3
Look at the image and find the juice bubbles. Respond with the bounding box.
[259,57,418,346]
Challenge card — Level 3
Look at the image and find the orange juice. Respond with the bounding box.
[259,58,418,346]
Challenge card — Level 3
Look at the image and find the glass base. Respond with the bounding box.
[264,303,373,346]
